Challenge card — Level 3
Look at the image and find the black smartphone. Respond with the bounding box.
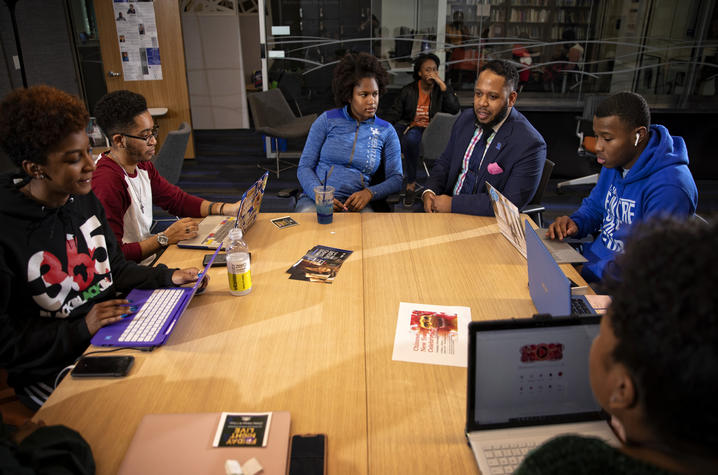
[288,434,326,475]
[203,252,252,267]
[71,355,134,378]
[203,253,227,267]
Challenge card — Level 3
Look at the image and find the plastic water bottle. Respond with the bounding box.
[226,228,252,296]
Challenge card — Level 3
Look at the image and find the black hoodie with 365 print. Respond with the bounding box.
[0,172,177,394]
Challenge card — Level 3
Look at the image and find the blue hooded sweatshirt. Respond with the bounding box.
[297,106,403,202]
[570,124,698,283]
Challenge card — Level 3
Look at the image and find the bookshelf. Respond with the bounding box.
[447,0,593,42]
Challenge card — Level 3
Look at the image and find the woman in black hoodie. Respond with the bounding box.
[0,86,204,409]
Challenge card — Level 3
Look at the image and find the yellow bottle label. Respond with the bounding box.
[228,269,252,292]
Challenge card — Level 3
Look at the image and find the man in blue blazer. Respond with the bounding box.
[422,60,546,216]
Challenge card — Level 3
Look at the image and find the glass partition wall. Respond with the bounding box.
[259,0,718,113]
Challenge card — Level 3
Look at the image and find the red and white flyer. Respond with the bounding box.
[391,302,471,367]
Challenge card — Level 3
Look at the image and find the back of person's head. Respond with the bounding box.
[605,216,718,460]
[479,60,519,93]
[332,52,388,108]
[94,90,147,138]
[0,85,89,168]
[413,53,440,81]
[595,92,650,129]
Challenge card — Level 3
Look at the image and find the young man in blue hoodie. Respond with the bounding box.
[547,92,698,283]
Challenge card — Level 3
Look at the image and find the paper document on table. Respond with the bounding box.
[287,245,353,284]
[212,412,272,448]
[392,302,471,367]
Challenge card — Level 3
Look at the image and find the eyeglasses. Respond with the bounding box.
[120,126,159,143]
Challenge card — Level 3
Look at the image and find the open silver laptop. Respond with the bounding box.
[487,183,586,264]
[178,172,268,250]
[466,315,618,474]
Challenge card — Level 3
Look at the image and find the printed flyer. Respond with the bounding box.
[392,302,471,367]
[113,0,163,81]
[287,245,353,284]
[212,412,271,448]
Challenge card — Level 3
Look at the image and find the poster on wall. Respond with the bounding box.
[113,0,163,81]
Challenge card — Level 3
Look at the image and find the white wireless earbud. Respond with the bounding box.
[634,133,640,147]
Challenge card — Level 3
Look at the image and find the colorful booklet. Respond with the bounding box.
[287,245,353,284]
[212,412,272,448]
[392,302,471,367]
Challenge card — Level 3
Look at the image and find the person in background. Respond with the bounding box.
[517,217,718,474]
[385,53,459,207]
[546,92,697,284]
[0,86,204,409]
[422,59,546,216]
[92,90,243,264]
[296,52,402,213]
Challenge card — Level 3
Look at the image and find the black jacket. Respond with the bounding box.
[384,81,460,128]
[0,173,176,391]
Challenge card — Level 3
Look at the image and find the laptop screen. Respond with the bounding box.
[525,220,571,316]
[467,317,604,430]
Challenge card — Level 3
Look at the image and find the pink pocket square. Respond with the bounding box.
[487,162,503,175]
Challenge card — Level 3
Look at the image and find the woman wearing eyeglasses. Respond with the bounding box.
[92,90,243,264]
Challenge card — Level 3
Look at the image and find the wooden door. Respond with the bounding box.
[93,0,195,158]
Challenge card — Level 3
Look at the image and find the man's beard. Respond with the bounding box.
[476,100,510,131]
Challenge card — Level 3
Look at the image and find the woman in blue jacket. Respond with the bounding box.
[296,53,402,212]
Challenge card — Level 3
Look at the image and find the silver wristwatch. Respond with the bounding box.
[156,232,169,247]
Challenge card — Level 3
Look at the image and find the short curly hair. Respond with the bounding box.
[94,90,147,138]
[413,53,440,81]
[595,91,651,130]
[479,59,519,93]
[0,85,89,167]
[603,216,718,457]
[332,52,388,108]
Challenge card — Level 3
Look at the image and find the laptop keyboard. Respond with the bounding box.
[571,297,592,315]
[119,288,185,343]
[204,219,236,245]
[483,440,538,474]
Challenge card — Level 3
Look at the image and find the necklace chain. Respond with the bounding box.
[109,152,145,214]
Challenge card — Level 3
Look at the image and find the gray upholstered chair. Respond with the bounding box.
[248,88,317,178]
[153,122,191,185]
[521,158,555,228]
[419,112,460,177]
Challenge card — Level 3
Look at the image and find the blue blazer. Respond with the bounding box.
[425,107,546,216]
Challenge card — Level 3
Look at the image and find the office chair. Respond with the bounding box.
[278,71,304,116]
[150,122,191,233]
[153,122,191,185]
[521,158,555,228]
[248,89,317,178]
[557,95,602,192]
[419,112,460,177]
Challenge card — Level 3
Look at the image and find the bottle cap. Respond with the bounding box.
[228,227,243,240]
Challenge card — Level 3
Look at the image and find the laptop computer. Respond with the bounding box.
[486,183,586,264]
[465,315,618,474]
[118,412,291,475]
[525,219,597,316]
[91,244,222,348]
[178,171,269,250]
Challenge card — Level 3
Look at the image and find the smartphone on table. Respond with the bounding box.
[71,355,134,378]
[289,434,326,475]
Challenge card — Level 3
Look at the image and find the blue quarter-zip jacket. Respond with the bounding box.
[297,106,403,202]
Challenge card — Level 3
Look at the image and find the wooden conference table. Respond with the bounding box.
[35,213,587,474]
